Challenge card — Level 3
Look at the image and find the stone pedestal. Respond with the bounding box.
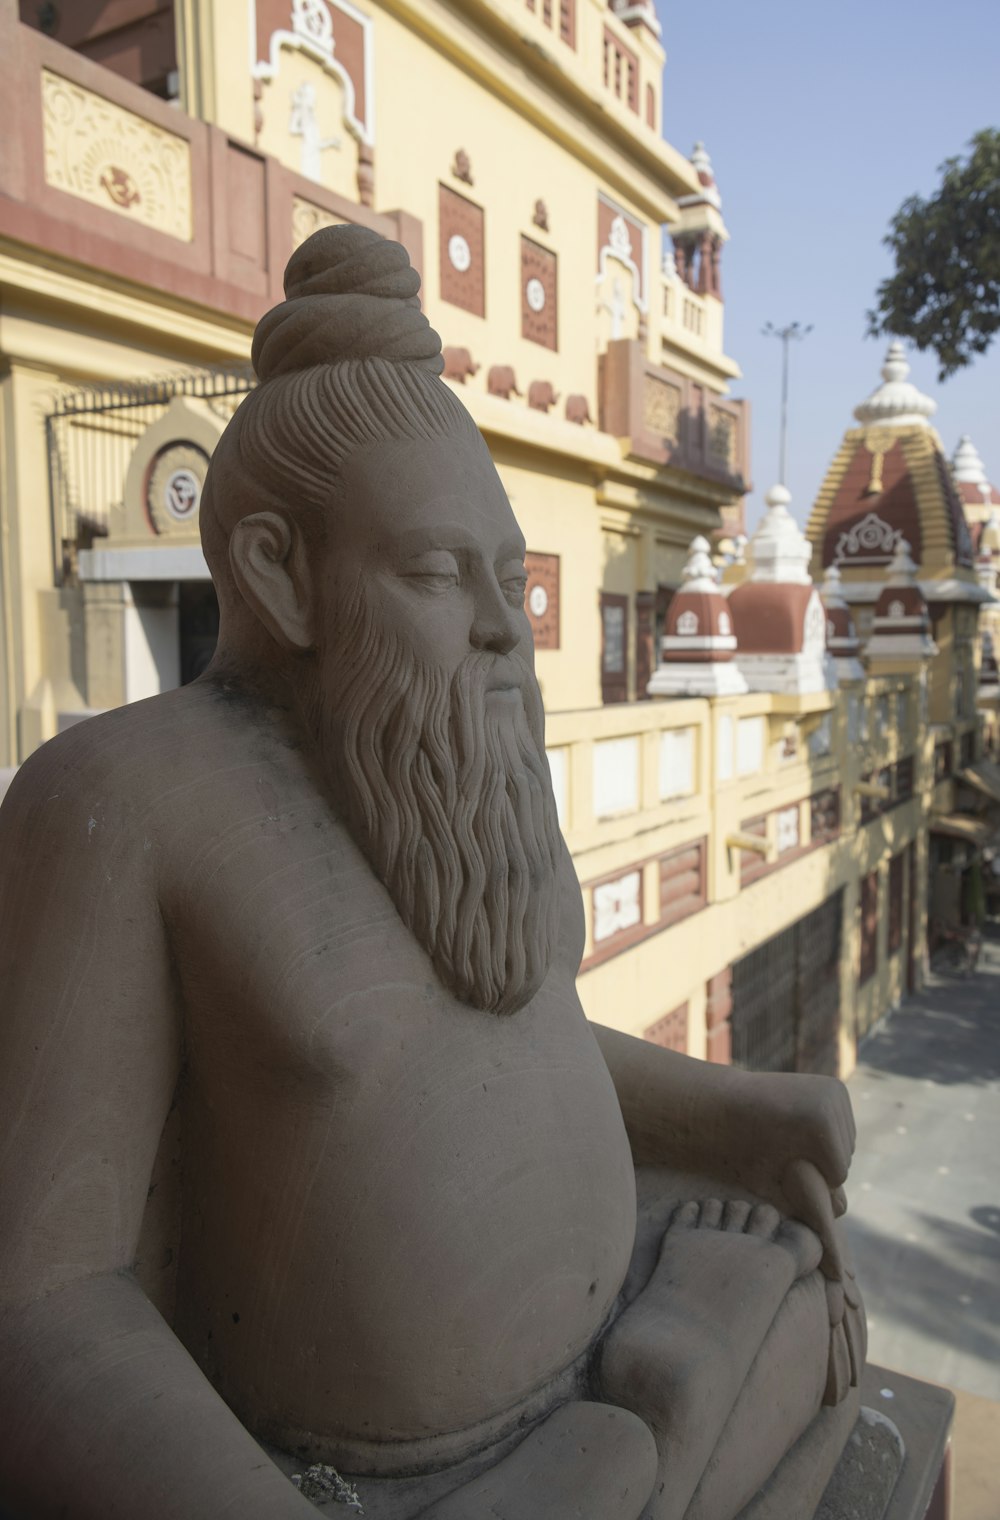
[739,1361,952,1520]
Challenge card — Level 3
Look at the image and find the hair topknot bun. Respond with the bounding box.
[251,224,444,382]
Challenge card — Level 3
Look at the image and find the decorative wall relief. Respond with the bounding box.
[488,365,521,398]
[834,511,900,564]
[862,427,896,495]
[707,407,736,471]
[642,373,681,441]
[292,196,346,248]
[596,194,647,312]
[442,347,480,383]
[120,397,226,543]
[253,0,372,199]
[440,186,486,315]
[528,381,559,413]
[521,236,558,349]
[451,149,473,185]
[253,0,373,142]
[289,80,341,180]
[146,443,211,537]
[524,552,560,649]
[41,70,192,241]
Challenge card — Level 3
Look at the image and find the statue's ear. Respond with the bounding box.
[229,511,315,653]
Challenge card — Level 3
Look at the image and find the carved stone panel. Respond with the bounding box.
[521,237,557,350]
[292,196,346,248]
[642,374,681,442]
[41,69,193,241]
[707,406,736,471]
[439,185,485,316]
[525,552,560,649]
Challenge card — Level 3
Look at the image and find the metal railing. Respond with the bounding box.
[45,365,256,583]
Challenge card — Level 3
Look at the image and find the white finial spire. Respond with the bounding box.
[853,341,936,429]
[681,534,719,590]
[691,142,714,179]
[887,537,919,584]
[748,485,812,585]
[952,434,987,485]
[681,141,722,209]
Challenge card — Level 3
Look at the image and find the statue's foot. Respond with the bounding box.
[598,1199,826,1520]
[664,1195,822,1283]
[416,1401,657,1520]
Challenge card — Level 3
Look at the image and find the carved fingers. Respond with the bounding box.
[783,1158,865,1409]
[823,1319,853,1406]
[781,1157,845,1282]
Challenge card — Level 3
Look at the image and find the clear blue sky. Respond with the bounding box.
[653,0,1000,529]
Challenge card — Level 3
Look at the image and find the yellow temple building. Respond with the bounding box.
[1,0,998,1078]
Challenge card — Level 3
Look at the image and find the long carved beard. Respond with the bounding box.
[311,585,563,1015]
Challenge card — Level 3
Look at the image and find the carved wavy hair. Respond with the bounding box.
[200,224,480,595]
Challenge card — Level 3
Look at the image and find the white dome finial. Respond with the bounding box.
[881,341,909,384]
[691,142,714,179]
[681,534,719,590]
[748,484,812,585]
[853,342,936,429]
[952,434,988,485]
[888,537,919,583]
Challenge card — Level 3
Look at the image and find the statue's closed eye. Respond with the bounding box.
[401,551,461,593]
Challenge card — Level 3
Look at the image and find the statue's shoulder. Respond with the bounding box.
[0,684,247,865]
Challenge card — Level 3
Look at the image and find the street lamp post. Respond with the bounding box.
[762,321,813,487]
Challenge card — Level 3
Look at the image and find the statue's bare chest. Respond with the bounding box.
[162,796,638,1447]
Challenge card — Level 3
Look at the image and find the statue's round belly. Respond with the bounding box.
[184,1008,637,1455]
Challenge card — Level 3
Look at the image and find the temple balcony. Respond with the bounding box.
[598,338,750,495]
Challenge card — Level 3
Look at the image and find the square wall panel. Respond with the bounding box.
[439,184,485,316]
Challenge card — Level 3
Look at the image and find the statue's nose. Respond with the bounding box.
[470,585,519,655]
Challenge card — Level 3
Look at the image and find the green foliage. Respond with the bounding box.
[868,130,1000,379]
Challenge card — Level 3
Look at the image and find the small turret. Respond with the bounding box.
[647,535,748,697]
[728,486,837,695]
[866,539,938,665]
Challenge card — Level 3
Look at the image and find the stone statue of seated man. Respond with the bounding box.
[0,227,864,1520]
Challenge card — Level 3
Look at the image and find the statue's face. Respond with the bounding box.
[304,428,562,1016]
[327,432,532,685]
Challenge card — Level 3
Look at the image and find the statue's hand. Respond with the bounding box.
[728,1070,856,1199]
[711,1072,865,1404]
[781,1157,866,1406]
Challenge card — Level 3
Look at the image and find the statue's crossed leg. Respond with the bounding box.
[597,1199,831,1520]
[420,1200,836,1520]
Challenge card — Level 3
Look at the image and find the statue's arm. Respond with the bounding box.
[590,1022,856,1252]
[0,746,317,1520]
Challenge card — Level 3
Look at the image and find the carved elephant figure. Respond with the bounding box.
[487,365,522,399]
[565,394,593,426]
[528,380,560,413]
[442,347,480,384]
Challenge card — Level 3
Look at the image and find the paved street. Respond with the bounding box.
[845,925,1000,1399]
[844,925,1000,1516]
